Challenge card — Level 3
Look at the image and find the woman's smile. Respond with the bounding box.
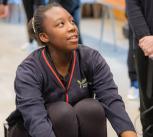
[67,34,78,43]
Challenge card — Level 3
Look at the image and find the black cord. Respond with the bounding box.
[143,124,153,137]
[134,105,153,137]
[141,105,153,137]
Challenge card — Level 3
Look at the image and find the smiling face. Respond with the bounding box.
[39,6,78,52]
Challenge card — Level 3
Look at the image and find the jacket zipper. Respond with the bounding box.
[42,49,76,103]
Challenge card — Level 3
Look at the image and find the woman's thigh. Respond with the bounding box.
[47,101,78,137]
[74,98,107,137]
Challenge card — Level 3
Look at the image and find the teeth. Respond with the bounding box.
[70,36,76,39]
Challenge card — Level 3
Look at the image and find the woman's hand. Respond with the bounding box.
[120,131,137,137]
[0,4,9,18]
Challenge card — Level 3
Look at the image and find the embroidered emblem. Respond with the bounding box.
[77,78,88,88]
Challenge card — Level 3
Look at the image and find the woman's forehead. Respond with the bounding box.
[44,7,72,21]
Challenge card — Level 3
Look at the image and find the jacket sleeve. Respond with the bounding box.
[126,0,150,40]
[91,51,135,135]
[14,62,56,137]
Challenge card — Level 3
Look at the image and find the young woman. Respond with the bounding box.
[7,3,137,137]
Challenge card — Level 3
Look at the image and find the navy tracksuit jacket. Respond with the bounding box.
[14,45,135,137]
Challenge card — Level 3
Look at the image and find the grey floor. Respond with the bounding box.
[0,10,141,137]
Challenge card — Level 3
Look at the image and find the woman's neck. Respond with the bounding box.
[47,47,73,77]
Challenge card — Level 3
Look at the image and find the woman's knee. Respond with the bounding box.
[47,101,76,121]
[47,102,78,137]
[74,98,106,121]
[74,98,107,137]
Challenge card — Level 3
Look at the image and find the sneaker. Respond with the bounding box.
[127,86,139,100]
[131,80,139,89]
[127,80,139,100]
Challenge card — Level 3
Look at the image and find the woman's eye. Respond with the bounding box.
[71,20,75,25]
[57,22,64,27]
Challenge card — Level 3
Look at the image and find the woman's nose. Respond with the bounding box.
[68,22,76,32]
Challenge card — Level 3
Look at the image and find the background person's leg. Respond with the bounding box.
[72,6,83,44]
[22,0,45,51]
[34,0,46,6]
[127,25,139,100]
[22,0,34,43]
[74,98,107,137]
[22,0,34,22]
[127,26,137,83]
[47,101,78,137]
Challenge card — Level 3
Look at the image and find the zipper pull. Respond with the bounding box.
[65,91,69,103]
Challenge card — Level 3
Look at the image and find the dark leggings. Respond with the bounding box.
[8,99,107,137]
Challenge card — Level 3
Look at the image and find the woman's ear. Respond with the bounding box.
[39,33,49,43]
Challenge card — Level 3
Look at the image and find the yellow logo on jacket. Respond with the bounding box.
[77,78,88,88]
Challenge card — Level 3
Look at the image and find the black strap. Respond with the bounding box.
[146,58,153,99]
